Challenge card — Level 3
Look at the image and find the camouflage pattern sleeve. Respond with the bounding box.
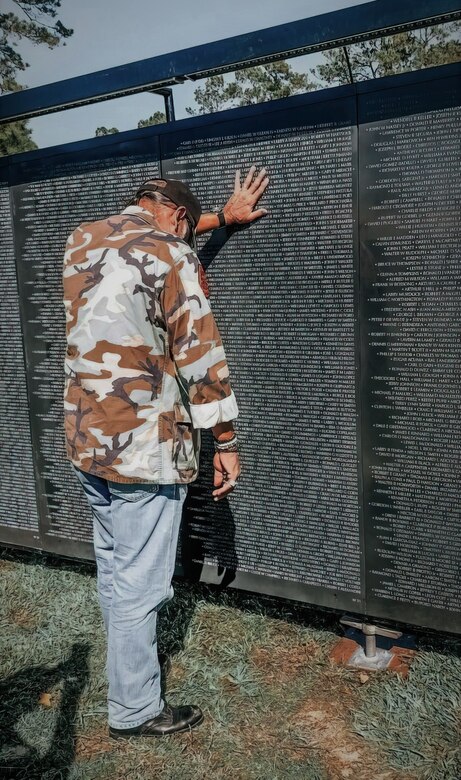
[161,245,239,429]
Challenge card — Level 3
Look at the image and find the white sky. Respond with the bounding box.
[7,0,371,148]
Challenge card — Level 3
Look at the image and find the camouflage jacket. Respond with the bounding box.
[63,205,238,484]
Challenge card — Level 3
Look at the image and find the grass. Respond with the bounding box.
[0,548,460,780]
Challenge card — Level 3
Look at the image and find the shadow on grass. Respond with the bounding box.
[0,643,90,780]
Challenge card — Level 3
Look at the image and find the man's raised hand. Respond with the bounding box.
[222,165,269,225]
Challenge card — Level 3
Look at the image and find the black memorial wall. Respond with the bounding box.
[0,63,459,633]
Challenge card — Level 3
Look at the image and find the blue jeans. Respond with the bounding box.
[71,464,187,729]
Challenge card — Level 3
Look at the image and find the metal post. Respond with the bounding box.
[340,616,403,670]
[151,88,176,122]
[365,633,377,658]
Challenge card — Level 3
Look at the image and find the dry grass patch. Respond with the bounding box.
[250,641,321,684]
[75,726,121,760]
[165,659,188,689]
[0,559,16,571]
[7,607,41,630]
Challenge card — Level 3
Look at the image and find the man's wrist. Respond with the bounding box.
[212,420,234,442]
[220,206,233,227]
[216,210,227,228]
[214,434,239,452]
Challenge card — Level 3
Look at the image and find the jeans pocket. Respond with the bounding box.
[108,482,160,502]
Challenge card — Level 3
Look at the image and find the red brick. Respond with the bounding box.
[329,637,360,665]
[387,646,417,678]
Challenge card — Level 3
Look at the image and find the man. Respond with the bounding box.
[62,167,268,738]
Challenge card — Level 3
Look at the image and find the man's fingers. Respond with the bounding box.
[234,169,241,193]
[252,176,270,199]
[212,479,237,501]
[212,451,240,501]
[248,208,268,222]
[247,167,267,194]
[243,165,256,189]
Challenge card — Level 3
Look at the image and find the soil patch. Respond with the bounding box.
[288,673,417,780]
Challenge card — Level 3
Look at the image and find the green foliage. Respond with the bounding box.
[0,0,73,157]
[187,61,315,115]
[1,1,73,91]
[94,125,119,136]
[0,117,37,155]
[315,23,461,85]
[137,111,166,128]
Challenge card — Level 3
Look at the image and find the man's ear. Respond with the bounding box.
[174,206,187,231]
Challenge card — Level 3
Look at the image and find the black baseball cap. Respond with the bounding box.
[133,178,202,230]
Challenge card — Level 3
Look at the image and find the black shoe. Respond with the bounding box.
[109,703,204,739]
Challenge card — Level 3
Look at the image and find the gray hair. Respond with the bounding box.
[125,190,176,210]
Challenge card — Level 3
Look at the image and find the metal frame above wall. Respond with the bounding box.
[0,0,460,124]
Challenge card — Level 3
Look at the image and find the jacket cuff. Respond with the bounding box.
[189,390,239,429]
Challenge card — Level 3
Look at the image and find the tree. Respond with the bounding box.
[186,61,315,115]
[95,126,119,137]
[94,112,166,137]
[137,112,166,128]
[0,118,36,155]
[314,23,461,85]
[0,1,72,156]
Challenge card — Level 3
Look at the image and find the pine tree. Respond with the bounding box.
[0,1,73,156]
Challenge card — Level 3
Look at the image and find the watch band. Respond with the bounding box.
[217,210,226,228]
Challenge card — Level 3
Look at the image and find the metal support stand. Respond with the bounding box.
[150,88,176,122]
[340,616,402,671]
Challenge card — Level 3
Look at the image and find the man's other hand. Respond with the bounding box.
[212,451,241,501]
[222,166,269,226]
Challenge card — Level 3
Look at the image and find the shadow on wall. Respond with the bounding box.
[180,429,239,590]
[0,643,90,780]
[198,221,251,271]
[176,223,255,588]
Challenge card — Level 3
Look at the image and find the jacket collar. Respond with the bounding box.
[121,205,158,228]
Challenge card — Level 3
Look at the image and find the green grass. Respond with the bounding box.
[0,549,460,780]
[353,651,461,780]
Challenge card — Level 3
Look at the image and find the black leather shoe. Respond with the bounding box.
[109,703,204,739]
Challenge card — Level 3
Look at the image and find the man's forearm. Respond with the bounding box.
[196,212,228,235]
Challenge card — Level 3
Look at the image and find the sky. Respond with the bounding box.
[6,0,372,149]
